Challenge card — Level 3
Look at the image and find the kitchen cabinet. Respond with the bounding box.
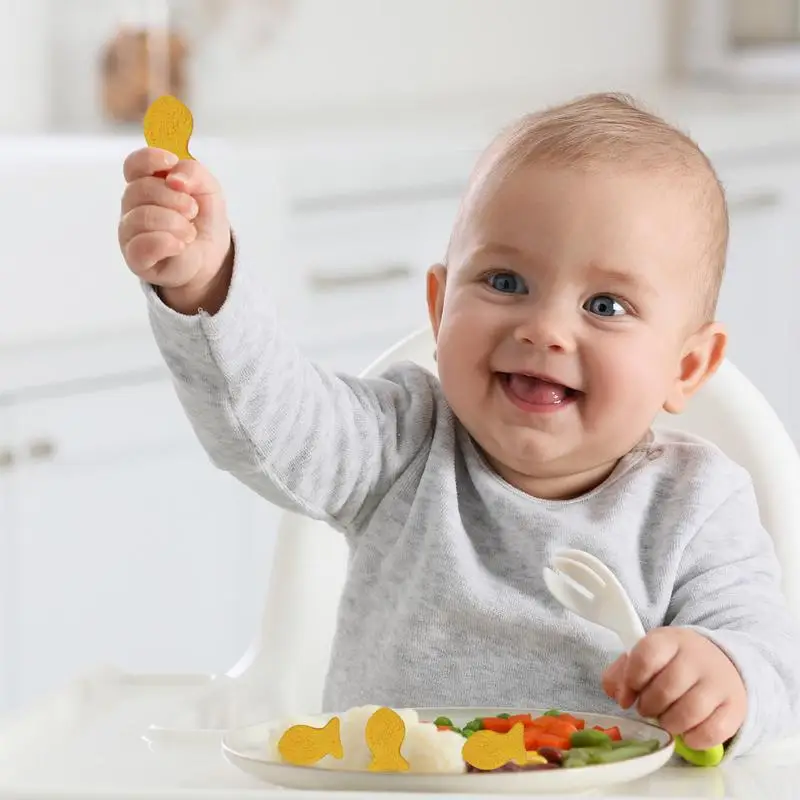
[715,154,800,443]
[0,374,280,715]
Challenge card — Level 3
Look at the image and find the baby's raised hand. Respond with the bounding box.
[118,147,232,314]
[601,627,746,749]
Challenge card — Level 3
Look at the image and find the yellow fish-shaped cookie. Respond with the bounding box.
[277,716,343,766]
[365,707,410,772]
[143,94,195,161]
[461,721,528,771]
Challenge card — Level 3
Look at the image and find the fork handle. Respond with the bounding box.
[615,618,647,652]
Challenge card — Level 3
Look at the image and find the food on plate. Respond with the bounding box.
[266,707,663,774]
[267,705,466,774]
[365,706,410,772]
[452,712,660,772]
[277,716,343,766]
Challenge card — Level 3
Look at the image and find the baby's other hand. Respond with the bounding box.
[601,627,746,749]
[118,147,232,314]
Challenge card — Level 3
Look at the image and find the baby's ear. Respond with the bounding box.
[663,322,727,414]
[426,264,447,339]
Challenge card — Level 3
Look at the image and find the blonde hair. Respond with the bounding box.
[447,92,728,322]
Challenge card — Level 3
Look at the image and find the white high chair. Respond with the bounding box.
[217,326,800,724]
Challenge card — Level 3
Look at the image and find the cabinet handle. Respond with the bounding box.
[728,190,781,213]
[0,449,14,469]
[308,263,413,292]
[28,439,57,461]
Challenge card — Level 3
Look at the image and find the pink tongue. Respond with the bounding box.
[508,374,568,405]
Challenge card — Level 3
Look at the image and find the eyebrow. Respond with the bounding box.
[470,242,524,258]
[586,264,656,296]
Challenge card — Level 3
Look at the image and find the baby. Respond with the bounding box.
[118,93,800,757]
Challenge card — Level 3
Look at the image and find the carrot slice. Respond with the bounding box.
[559,714,586,731]
[529,717,579,738]
[541,713,585,730]
[507,713,533,725]
[592,725,622,741]
[524,730,572,751]
[481,717,514,733]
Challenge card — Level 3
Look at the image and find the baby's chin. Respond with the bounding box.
[476,436,622,500]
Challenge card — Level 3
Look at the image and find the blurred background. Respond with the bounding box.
[1,0,799,717]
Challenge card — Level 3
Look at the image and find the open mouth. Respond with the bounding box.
[498,372,581,412]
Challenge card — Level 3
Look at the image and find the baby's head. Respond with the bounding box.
[427,93,729,499]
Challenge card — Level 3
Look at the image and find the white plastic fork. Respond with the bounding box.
[543,548,646,650]
[543,548,722,765]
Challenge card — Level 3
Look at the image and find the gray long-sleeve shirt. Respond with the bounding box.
[144,254,800,757]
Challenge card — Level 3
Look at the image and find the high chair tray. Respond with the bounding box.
[0,667,274,798]
[0,666,798,799]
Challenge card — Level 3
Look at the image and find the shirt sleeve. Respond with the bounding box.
[667,474,800,757]
[142,246,437,535]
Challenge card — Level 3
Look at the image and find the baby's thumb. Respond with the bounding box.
[601,653,628,702]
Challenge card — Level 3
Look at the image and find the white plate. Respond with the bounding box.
[221,707,675,795]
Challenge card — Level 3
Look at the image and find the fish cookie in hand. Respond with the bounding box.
[462,722,528,771]
[365,707,410,772]
[143,94,194,160]
[278,717,343,766]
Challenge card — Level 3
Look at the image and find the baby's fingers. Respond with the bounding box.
[618,629,681,709]
[122,176,198,218]
[119,205,196,248]
[635,655,698,719]
[165,159,222,197]
[123,147,179,182]
[601,654,627,701]
[662,690,735,749]
[124,232,186,275]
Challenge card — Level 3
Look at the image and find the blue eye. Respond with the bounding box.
[487,272,527,294]
[584,294,626,317]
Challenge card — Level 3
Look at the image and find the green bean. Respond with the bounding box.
[563,750,591,769]
[616,738,660,753]
[496,713,510,719]
[586,742,658,764]
[570,729,612,748]
[463,718,484,732]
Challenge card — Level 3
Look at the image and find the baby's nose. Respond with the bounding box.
[513,311,574,352]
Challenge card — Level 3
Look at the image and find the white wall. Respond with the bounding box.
[191,0,670,123]
[32,0,669,132]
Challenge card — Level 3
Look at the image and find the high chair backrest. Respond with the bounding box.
[243,327,800,717]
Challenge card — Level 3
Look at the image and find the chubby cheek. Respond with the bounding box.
[583,335,676,428]
[435,300,499,402]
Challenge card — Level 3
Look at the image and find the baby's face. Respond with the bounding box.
[428,165,725,498]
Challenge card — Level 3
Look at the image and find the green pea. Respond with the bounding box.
[570,729,612,748]
[542,709,562,717]
[433,716,453,728]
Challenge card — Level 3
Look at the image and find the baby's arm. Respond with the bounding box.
[119,149,437,532]
[146,252,436,531]
[666,476,800,755]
